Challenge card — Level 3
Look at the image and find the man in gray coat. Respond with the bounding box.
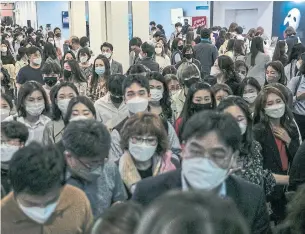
[194,28,218,78]
[101,42,123,74]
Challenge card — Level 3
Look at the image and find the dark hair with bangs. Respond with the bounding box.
[120,112,168,156]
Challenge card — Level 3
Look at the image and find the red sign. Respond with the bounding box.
[192,16,207,29]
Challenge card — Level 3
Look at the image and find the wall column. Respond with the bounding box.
[132,1,150,42]
[69,1,86,38]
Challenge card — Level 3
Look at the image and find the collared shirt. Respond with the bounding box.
[94,92,129,130]
[171,89,185,120]
[4,114,51,145]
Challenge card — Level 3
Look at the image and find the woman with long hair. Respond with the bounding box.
[272,40,288,67]
[215,29,226,50]
[284,43,305,81]
[43,42,60,67]
[224,39,235,58]
[253,86,301,224]
[154,42,171,73]
[238,77,261,113]
[217,96,276,196]
[233,39,246,62]
[245,36,271,86]
[170,38,183,65]
[89,54,111,102]
[77,47,92,80]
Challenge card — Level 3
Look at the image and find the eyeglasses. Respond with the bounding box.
[130,136,158,146]
[76,158,104,170]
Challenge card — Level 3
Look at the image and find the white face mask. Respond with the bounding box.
[182,157,230,190]
[238,122,247,135]
[18,201,58,224]
[80,56,88,63]
[243,93,257,104]
[102,52,112,59]
[177,27,182,32]
[57,99,71,117]
[1,144,19,162]
[264,103,285,119]
[155,48,162,55]
[18,36,23,41]
[210,66,222,76]
[126,97,148,114]
[25,101,45,116]
[1,108,10,121]
[150,89,163,102]
[296,61,302,70]
[33,57,42,65]
[129,140,157,162]
[1,47,7,53]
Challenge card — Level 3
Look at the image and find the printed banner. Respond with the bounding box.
[192,16,207,29]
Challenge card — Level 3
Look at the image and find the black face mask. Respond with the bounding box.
[110,94,123,104]
[178,45,184,51]
[184,54,193,60]
[63,70,72,78]
[191,102,213,112]
[184,78,199,88]
[44,76,58,87]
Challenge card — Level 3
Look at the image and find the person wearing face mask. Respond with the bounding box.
[1,40,15,66]
[101,42,123,75]
[193,28,218,77]
[154,42,171,73]
[171,62,201,119]
[1,142,93,233]
[14,47,29,80]
[119,112,178,196]
[288,53,305,140]
[253,86,301,224]
[175,45,202,72]
[129,37,142,66]
[90,55,111,102]
[164,73,181,97]
[148,72,174,124]
[136,42,159,72]
[41,61,61,103]
[234,60,248,80]
[63,119,127,218]
[1,93,13,121]
[16,47,44,89]
[217,96,276,196]
[94,74,128,130]
[212,83,233,106]
[109,74,181,162]
[170,38,184,65]
[1,121,29,198]
[4,81,51,144]
[78,47,93,80]
[13,32,23,55]
[69,37,81,57]
[175,82,215,141]
[238,77,261,113]
[169,22,183,50]
[43,82,79,145]
[53,27,65,54]
[42,42,61,68]
[132,110,271,234]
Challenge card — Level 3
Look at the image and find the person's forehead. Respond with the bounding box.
[267,92,281,102]
[126,83,147,93]
[27,90,43,98]
[102,46,111,51]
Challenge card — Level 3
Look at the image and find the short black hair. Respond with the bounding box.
[107,74,126,96]
[62,119,111,160]
[9,142,66,195]
[126,64,150,76]
[141,42,155,58]
[162,65,177,76]
[235,26,243,35]
[53,27,61,33]
[151,26,157,31]
[1,121,29,144]
[175,22,182,28]
[1,93,13,110]
[41,60,62,76]
[17,81,50,117]
[79,36,89,47]
[101,42,114,52]
[71,37,80,44]
[201,28,211,39]
[26,46,41,56]
[77,47,91,61]
[182,110,241,152]
[123,74,150,96]
[237,77,261,97]
[149,21,156,26]
[64,96,96,125]
[130,37,142,47]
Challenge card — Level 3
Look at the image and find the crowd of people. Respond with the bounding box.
[1,19,305,234]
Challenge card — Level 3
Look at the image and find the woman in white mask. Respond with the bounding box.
[4,81,51,145]
[148,72,174,124]
[154,42,171,73]
[211,83,233,107]
[253,86,301,224]
[119,112,178,195]
[217,96,276,196]
[43,82,79,145]
[1,93,13,121]
[164,74,181,97]
[78,47,92,80]
[238,77,261,114]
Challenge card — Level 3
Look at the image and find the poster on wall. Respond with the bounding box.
[272,1,305,44]
[192,16,207,29]
[62,11,69,28]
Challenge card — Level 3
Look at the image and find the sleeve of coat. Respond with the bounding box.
[288,141,305,191]
[252,188,272,234]
[118,63,123,74]
[82,193,94,234]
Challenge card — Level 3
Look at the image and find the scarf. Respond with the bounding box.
[119,150,176,193]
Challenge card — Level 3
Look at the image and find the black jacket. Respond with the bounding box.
[288,141,305,191]
[132,169,271,234]
[137,57,159,72]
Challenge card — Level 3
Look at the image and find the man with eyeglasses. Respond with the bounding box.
[132,110,271,234]
[62,119,127,218]
[16,46,44,89]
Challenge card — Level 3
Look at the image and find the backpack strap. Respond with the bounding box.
[294,76,303,96]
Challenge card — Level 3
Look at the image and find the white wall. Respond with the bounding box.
[213,1,273,37]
